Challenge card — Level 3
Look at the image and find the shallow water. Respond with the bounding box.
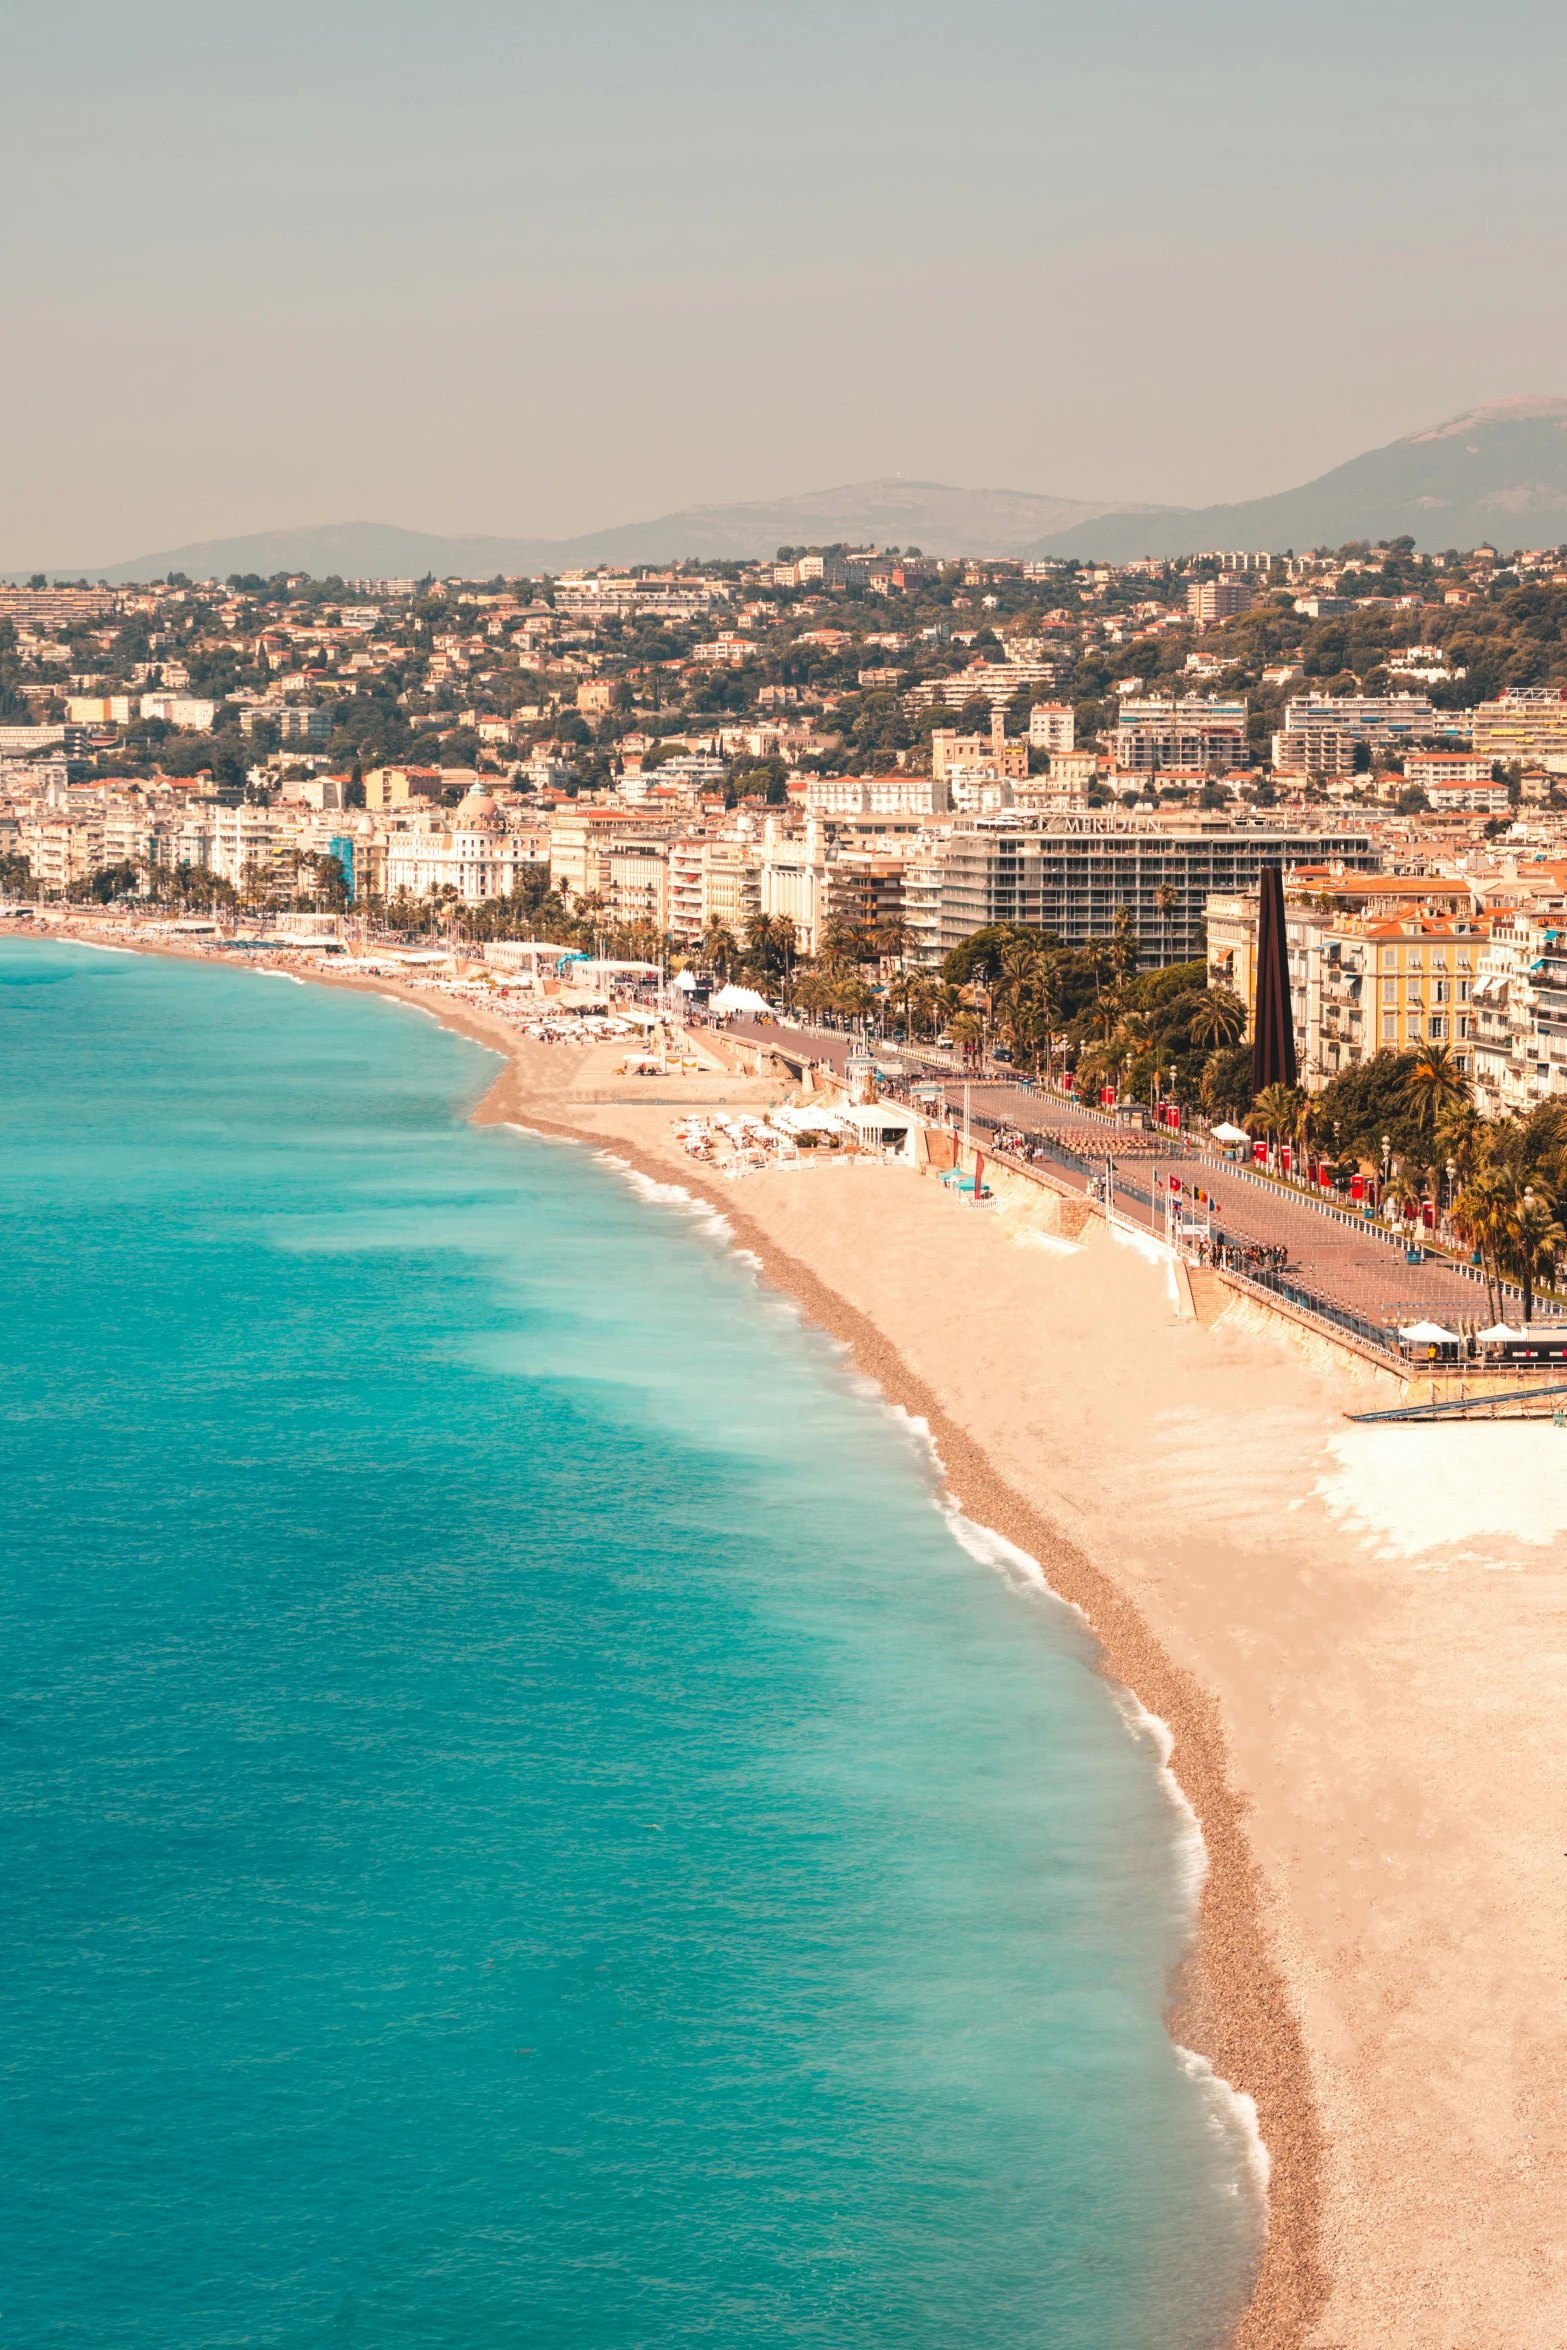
[0,942,1260,2348]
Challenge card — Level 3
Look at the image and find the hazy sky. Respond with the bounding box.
[6,0,1567,565]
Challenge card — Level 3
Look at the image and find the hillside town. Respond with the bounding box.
[7,536,1567,1125]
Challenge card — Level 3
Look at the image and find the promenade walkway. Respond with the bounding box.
[723,1013,1550,1346]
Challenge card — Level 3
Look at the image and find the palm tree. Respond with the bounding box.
[949,1009,983,1063]
[701,919,738,982]
[1406,1040,1471,1134]
[1436,1098,1484,1185]
[1248,1082,1302,1168]
[1190,988,1247,1051]
[816,918,867,977]
[871,916,910,968]
[1501,1177,1566,1323]
[1110,1010,1151,1099]
[1453,1169,1509,1324]
[1110,905,1138,990]
[1153,879,1178,967]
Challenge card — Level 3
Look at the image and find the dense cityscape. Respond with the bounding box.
[8,535,1567,1125]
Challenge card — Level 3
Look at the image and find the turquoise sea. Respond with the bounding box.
[0,940,1261,2348]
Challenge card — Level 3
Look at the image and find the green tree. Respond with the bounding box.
[1189,988,1247,1051]
[1405,1039,1470,1133]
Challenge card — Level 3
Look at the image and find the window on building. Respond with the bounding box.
[1428,1016,1447,1040]
[1383,1015,1398,1042]
[1434,979,1449,1002]
[1407,1015,1424,1040]
[1382,977,1398,1002]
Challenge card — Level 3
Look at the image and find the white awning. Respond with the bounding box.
[839,1104,911,1131]
[1397,1321,1461,1344]
[1476,1322,1527,1342]
[1210,1121,1250,1145]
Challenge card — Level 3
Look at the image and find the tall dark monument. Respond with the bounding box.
[1251,863,1298,1096]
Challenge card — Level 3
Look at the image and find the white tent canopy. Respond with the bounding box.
[1397,1321,1462,1344]
[1210,1121,1251,1145]
[1476,1322,1527,1342]
[838,1104,911,1131]
[709,984,773,1014]
[770,1107,844,1133]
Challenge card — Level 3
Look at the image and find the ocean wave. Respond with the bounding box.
[937,1497,1265,2213]
[1175,2043,1272,2203]
[593,1152,736,1246]
[1107,1683,1208,1910]
[255,969,306,986]
[501,1119,573,1145]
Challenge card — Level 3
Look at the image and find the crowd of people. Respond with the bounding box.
[1207,1237,1291,1277]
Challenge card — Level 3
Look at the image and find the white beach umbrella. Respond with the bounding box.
[1210,1121,1251,1145]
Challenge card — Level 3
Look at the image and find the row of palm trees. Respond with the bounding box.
[1241,1045,1567,1322]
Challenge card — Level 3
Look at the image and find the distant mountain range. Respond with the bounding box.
[27,484,1158,586]
[18,398,1567,583]
[1034,397,1567,562]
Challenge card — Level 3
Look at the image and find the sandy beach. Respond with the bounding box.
[29,931,1567,2346]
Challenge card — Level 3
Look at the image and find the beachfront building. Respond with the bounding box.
[757,816,829,954]
[1207,884,1491,1088]
[599,838,671,933]
[914,812,1378,970]
[382,794,550,904]
[1471,906,1567,1116]
[700,839,761,936]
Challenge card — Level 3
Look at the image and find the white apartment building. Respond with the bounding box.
[700,839,760,936]
[599,840,670,932]
[1112,697,1247,775]
[668,839,705,941]
[1273,693,1439,777]
[1471,908,1567,1116]
[1027,703,1075,754]
[209,805,283,887]
[1471,690,1567,768]
[384,814,549,904]
[1186,575,1254,624]
[757,817,830,953]
[804,773,951,817]
[139,693,218,730]
[18,814,103,893]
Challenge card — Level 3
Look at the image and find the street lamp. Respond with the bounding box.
[1381,1133,1392,1224]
